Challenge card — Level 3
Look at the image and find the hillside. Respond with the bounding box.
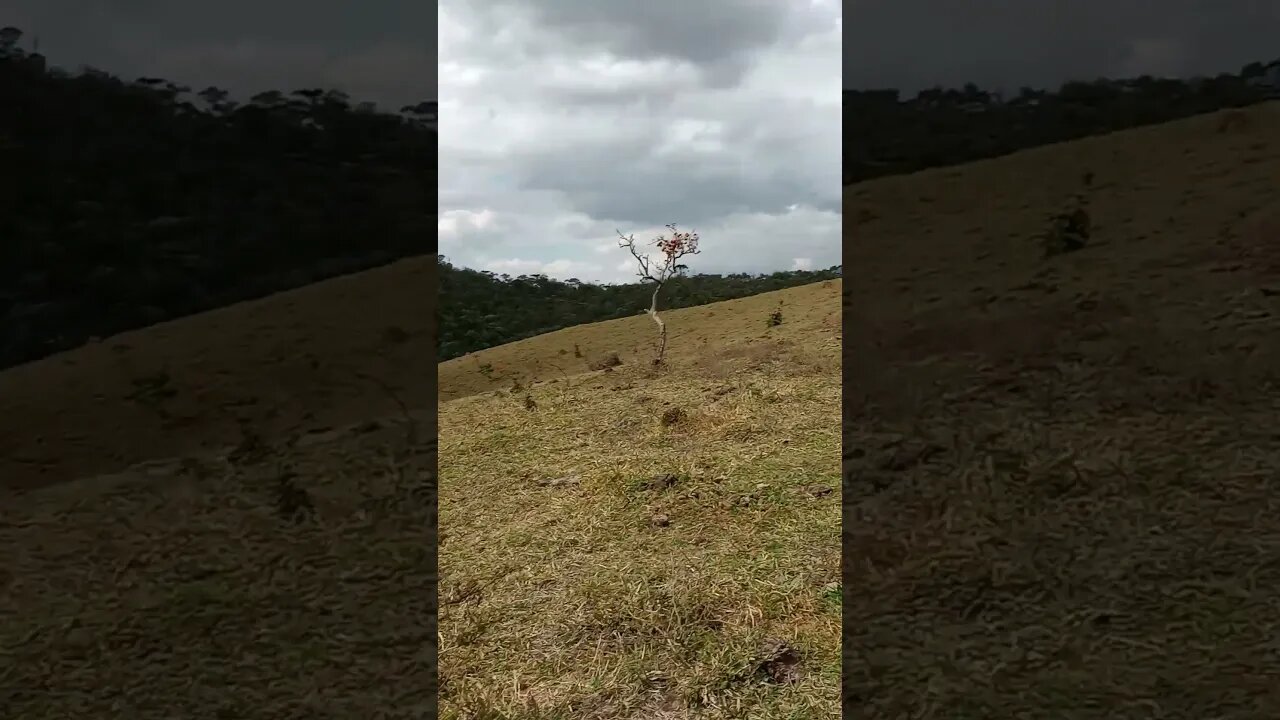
[438,281,842,717]
[0,256,434,492]
[439,281,841,401]
[1,255,440,716]
[437,258,841,360]
[845,101,1280,715]
[0,28,434,370]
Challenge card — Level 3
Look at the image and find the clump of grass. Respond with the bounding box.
[1043,171,1094,257]
[767,306,784,328]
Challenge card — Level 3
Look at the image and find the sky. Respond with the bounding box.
[438,0,842,285]
[0,1,434,109]
[846,0,1280,95]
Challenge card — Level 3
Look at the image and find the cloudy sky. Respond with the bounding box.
[847,0,1280,95]
[438,0,842,285]
[0,1,434,109]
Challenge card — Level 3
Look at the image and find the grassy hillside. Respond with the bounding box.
[0,256,433,491]
[1,256,439,716]
[439,281,841,401]
[438,281,842,717]
[846,101,1280,715]
[437,258,841,361]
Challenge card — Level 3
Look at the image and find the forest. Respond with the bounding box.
[845,60,1280,184]
[436,256,841,360]
[0,26,434,370]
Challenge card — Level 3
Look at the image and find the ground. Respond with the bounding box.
[1,257,439,718]
[438,282,843,718]
[845,101,1280,717]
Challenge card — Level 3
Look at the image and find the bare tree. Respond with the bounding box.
[617,223,701,365]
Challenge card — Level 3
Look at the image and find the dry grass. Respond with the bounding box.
[439,282,842,718]
[1,412,438,718]
[1,257,439,718]
[845,102,1280,717]
[0,256,434,491]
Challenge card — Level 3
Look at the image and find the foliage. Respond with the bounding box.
[0,28,434,369]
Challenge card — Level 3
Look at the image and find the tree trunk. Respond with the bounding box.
[648,283,667,365]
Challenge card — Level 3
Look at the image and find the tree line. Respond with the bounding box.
[846,60,1280,184]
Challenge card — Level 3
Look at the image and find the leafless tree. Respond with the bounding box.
[617,223,701,365]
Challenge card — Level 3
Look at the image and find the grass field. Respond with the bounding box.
[845,102,1280,717]
[438,282,843,718]
[1,257,439,718]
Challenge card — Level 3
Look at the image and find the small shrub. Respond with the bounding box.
[1044,206,1091,256]
[767,307,783,327]
[1044,173,1094,257]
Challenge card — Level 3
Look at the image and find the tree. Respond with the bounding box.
[617,224,701,366]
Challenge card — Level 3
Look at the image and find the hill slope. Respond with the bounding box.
[0,256,434,492]
[845,102,1280,715]
[439,280,842,402]
[438,281,842,717]
[1,256,440,716]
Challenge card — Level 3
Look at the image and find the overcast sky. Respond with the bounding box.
[847,0,1280,95]
[438,0,842,285]
[0,1,434,109]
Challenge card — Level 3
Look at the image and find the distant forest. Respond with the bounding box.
[0,26,434,369]
[437,256,841,361]
[845,59,1280,185]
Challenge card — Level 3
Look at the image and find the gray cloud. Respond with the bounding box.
[440,0,841,284]
[2,0,434,107]
[846,0,1280,94]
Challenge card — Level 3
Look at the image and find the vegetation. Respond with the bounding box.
[439,282,842,717]
[0,26,434,370]
[846,101,1280,715]
[845,60,1280,184]
[437,257,841,361]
